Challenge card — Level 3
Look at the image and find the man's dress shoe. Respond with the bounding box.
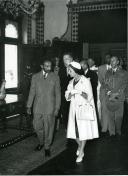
[45,149,51,157]
[34,144,43,151]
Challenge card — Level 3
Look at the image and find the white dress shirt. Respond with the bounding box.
[43,70,48,78]
[106,64,111,70]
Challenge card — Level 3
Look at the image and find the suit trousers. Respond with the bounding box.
[33,113,55,149]
[100,88,109,132]
[108,102,124,135]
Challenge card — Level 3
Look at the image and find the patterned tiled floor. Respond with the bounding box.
[0,128,66,175]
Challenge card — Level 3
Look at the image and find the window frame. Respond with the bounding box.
[0,16,22,93]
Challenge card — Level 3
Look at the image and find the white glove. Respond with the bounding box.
[71,89,82,95]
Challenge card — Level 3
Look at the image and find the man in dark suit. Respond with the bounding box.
[27,58,61,156]
[80,59,98,114]
[58,52,73,128]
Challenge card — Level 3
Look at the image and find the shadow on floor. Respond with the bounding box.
[28,134,128,175]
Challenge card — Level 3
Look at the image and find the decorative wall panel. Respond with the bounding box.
[27,4,44,44]
[64,0,127,42]
[36,5,44,44]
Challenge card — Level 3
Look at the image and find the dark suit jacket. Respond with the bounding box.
[84,69,98,104]
[59,66,71,95]
[27,71,61,115]
[58,66,71,115]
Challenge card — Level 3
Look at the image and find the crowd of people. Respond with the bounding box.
[26,52,128,163]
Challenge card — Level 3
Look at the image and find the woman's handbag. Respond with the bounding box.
[78,102,95,121]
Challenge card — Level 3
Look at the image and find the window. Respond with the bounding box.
[5,44,18,88]
[4,20,19,89]
[0,19,20,90]
[5,20,18,38]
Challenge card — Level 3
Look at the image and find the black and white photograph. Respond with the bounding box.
[0,0,127,175]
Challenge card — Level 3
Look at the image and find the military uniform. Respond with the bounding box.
[104,68,128,135]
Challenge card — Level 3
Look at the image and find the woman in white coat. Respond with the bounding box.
[65,61,99,163]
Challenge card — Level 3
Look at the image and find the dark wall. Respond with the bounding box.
[19,41,83,79]
[19,42,83,94]
[52,41,83,60]
[78,9,127,43]
[88,42,127,66]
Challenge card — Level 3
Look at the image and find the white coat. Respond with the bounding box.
[65,75,99,141]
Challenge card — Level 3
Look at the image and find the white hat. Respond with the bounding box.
[70,61,81,70]
[69,61,83,75]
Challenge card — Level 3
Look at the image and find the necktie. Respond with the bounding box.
[112,69,115,75]
[44,72,47,79]
[66,67,69,76]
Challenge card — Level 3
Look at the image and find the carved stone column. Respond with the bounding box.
[27,15,32,44]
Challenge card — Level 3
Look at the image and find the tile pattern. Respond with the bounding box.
[36,9,44,44]
[27,15,32,44]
